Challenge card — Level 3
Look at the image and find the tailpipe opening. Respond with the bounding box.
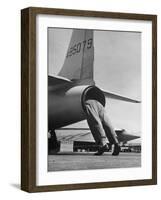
[81,86,106,111]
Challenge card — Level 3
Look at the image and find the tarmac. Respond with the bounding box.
[48,152,141,172]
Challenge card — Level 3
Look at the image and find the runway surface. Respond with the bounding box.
[48,152,141,172]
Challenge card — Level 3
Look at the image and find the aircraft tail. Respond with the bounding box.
[58,29,94,81]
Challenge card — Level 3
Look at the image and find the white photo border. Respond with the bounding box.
[36,14,152,186]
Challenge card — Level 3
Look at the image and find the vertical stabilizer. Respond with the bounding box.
[58,29,94,81]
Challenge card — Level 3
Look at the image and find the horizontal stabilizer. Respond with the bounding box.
[48,75,71,86]
[116,130,140,142]
[102,89,141,103]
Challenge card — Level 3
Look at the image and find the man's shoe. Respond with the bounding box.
[94,144,109,155]
[112,143,120,156]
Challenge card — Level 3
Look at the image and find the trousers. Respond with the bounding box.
[85,99,118,146]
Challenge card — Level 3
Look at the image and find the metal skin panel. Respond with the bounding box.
[48,85,88,130]
[58,30,94,80]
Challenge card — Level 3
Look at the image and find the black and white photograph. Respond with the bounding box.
[21,7,157,192]
[48,28,141,172]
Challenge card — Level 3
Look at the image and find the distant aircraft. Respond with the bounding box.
[48,29,140,150]
[56,128,140,144]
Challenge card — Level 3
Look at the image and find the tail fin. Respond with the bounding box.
[58,29,94,81]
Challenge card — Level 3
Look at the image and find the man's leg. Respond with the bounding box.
[85,104,109,155]
[87,119,108,146]
[102,115,118,144]
[102,110,120,155]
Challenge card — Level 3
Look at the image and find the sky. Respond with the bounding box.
[48,28,141,138]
